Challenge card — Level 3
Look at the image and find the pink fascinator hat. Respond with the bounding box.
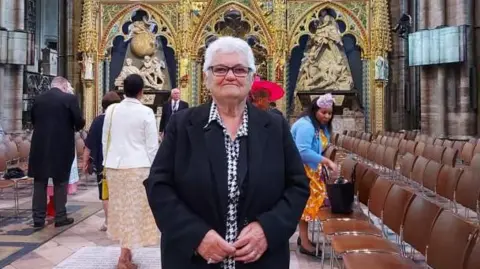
[316,93,335,108]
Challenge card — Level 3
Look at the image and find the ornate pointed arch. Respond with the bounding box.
[190,1,275,56]
[288,2,368,56]
[98,3,177,59]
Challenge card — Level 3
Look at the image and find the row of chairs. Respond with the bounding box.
[333,131,480,222]
[319,160,479,269]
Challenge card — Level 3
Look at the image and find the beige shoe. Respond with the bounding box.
[99,223,107,232]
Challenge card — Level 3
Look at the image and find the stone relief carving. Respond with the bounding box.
[114,57,166,90]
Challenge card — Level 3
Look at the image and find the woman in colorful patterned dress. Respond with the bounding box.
[291,93,338,256]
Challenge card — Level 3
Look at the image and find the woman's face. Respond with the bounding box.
[205,52,253,103]
[315,106,333,125]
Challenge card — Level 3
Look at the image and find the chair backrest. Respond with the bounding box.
[383,146,398,170]
[436,165,463,201]
[5,141,19,161]
[18,140,31,159]
[0,152,7,173]
[391,137,401,149]
[423,144,435,160]
[343,136,353,151]
[415,141,426,156]
[452,141,466,154]
[398,139,408,155]
[411,156,430,185]
[374,145,386,166]
[324,145,336,162]
[455,168,480,212]
[336,135,345,147]
[400,152,418,178]
[434,138,444,146]
[471,153,480,172]
[468,138,478,145]
[431,145,446,163]
[367,143,378,162]
[422,161,444,192]
[443,139,454,148]
[75,138,85,156]
[465,236,480,269]
[382,184,415,235]
[380,136,388,145]
[441,147,459,167]
[367,177,394,218]
[340,157,357,180]
[426,210,479,269]
[474,142,480,156]
[402,195,443,255]
[357,168,379,206]
[364,133,372,142]
[460,142,476,165]
[426,136,436,145]
[352,138,361,153]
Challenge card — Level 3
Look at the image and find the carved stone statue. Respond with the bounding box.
[114,56,166,90]
[114,58,141,87]
[81,53,93,80]
[295,10,353,92]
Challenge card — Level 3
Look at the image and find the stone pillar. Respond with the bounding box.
[0,0,25,132]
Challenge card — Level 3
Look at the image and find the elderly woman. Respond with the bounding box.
[291,93,338,257]
[145,36,309,269]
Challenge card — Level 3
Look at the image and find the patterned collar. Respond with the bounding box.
[204,102,249,137]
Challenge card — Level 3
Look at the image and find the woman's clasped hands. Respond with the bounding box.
[197,222,268,264]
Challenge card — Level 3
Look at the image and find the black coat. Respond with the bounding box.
[28,88,85,182]
[159,100,189,132]
[144,102,309,269]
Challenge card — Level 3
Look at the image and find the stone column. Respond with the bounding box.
[0,0,25,132]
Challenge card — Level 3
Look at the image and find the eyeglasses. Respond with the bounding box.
[208,65,252,77]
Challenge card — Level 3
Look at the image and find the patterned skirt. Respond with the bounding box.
[301,165,328,221]
[105,168,160,248]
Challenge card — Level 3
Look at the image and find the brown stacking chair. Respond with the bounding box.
[453,141,466,155]
[434,138,444,146]
[328,185,415,267]
[471,153,480,171]
[443,139,454,148]
[422,161,444,193]
[367,143,378,164]
[324,145,336,162]
[410,156,429,186]
[465,236,480,269]
[436,166,463,206]
[391,137,401,149]
[431,145,446,163]
[426,136,435,145]
[380,136,388,145]
[414,141,426,156]
[399,153,417,181]
[422,144,435,159]
[398,139,407,155]
[342,252,421,269]
[455,168,480,220]
[364,133,372,142]
[441,147,458,167]
[374,145,386,168]
[322,177,393,238]
[336,134,345,148]
[352,138,362,153]
[425,210,479,269]
[382,147,399,174]
[460,142,476,165]
[474,143,480,156]
[357,140,369,159]
[385,137,393,147]
[402,195,443,256]
[405,140,417,155]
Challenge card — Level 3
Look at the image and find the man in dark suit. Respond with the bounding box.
[159,88,188,136]
[28,76,85,229]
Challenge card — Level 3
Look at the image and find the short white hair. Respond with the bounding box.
[203,36,256,73]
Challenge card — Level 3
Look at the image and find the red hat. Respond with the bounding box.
[251,80,285,101]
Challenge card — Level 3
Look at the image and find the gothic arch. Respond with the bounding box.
[98,3,177,57]
[190,2,275,56]
[288,2,368,56]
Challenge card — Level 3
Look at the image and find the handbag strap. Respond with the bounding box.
[103,104,117,170]
[321,164,330,183]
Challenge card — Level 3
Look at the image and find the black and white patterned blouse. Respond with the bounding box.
[204,102,248,269]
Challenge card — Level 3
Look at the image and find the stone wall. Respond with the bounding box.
[418,0,476,136]
[0,0,25,132]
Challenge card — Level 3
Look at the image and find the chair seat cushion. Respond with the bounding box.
[331,234,401,254]
[317,207,368,222]
[343,252,421,269]
[323,219,382,236]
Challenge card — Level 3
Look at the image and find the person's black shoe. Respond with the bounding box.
[33,222,45,229]
[299,245,322,258]
[55,217,74,227]
[297,237,315,247]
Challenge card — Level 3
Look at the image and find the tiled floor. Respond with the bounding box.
[1,183,336,269]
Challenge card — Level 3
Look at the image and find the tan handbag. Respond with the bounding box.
[101,104,117,200]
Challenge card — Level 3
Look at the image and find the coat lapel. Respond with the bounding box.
[243,104,270,210]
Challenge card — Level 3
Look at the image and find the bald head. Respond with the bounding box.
[171,88,180,101]
[51,77,71,93]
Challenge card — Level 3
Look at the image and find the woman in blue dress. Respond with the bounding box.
[291,93,338,256]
